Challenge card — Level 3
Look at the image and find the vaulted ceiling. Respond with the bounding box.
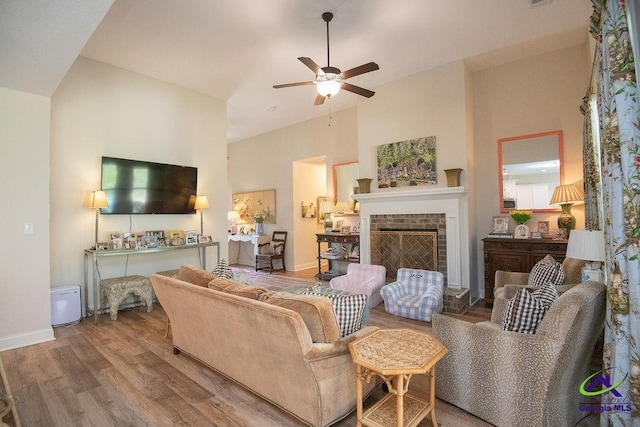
[0,0,592,142]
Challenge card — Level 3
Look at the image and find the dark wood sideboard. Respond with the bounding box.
[482,237,568,302]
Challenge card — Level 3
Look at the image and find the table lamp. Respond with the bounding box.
[319,201,335,233]
[227,210,240,235]
[566,230,606,282]
[194,195,209,235]
[549,184,584,236]
[334,201,350,214]
[89,190,108,248]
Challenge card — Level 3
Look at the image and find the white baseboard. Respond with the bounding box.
[0,327,55,351]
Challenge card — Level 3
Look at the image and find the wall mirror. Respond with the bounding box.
[498,130,563,213]
[333,161,359,212]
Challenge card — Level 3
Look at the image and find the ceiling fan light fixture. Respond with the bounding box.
[316,79,341,97]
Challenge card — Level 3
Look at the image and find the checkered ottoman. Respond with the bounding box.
[101,275,153,320]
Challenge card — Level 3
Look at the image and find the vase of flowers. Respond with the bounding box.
[510,209,532,239]
[251,203,271,235]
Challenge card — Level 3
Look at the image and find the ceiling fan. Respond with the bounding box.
[273,12,379,105]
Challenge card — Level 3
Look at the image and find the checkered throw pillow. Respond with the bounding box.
[502,283,558,334]
[212,259,234,279]
[528,254,566,287]
[305,292,368,337]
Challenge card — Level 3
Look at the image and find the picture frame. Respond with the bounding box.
[231,189,276,224]
[169,230,185,246]
[377,136,437,187]
[184,230,197,245]
[341,226,351,234]
[317,196,327,224]
[301,201,317,218]
[530,231,543,239]
[139,235,158,248]
[492,216,509,234]
[334,220,344,232]
[198,235,211,243]
[538,221,549,235]
[514,224,530,239]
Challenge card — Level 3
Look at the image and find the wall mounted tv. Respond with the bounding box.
[100,156,197,214]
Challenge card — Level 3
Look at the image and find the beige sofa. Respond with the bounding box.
[432,281,606,427]
[150,266,378,427]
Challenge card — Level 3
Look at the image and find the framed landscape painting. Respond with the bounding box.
[377,136,437,188]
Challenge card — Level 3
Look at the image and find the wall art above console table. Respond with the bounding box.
[84,241,220,324]
[482,237,567,302]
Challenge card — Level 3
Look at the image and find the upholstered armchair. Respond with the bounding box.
[494,256,586,299]
[329,263,386,307]
[432,281,606,427]
[379,268,443,322]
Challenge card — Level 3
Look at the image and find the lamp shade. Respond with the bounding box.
[316,79,341,97]
[334,201,350,213]
[566,230,605,262]
[319,201,335,215]
[194,195,209,210]
[227,210,240,221]
[550,184,584,205]
[90,190,108,209]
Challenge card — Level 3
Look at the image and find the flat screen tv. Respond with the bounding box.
[100,156,197,214]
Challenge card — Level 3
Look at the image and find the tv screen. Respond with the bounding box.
[100,157,197,214]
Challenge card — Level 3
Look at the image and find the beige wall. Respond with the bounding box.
[473,44,590,295]
[50,57,227,310]
[0,87,53,350]
[228,107,358,271]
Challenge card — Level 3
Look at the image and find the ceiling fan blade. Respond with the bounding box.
[298,57,322,74]
[341,82,375,98]
[341,62,379,79]
[314,93,326,105]
[273,81,314,89]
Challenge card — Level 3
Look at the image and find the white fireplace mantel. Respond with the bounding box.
[353,186,469,289]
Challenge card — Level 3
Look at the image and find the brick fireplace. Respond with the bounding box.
[354,187,471,313]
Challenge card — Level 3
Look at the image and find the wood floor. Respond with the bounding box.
[1,266,598,426]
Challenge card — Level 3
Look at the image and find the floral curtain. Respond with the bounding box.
[590,0,640,424]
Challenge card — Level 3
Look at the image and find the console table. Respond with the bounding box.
[84,241,220,324]
[483,237,568,302]
[227,234,270,266]
[316,233,360,280]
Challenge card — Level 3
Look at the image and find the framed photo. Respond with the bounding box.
[514,224,530,239]
[538,221,549,235]
[169,230,185,246]
[198,235,211,243]
[334,220,344,232]
[531,231,543,239]
[139,235,158,248]
[317,196,327,224]
[492,216,509,234]
[341,226,351,234]
[184,230,197,245]
[301,201,317,218]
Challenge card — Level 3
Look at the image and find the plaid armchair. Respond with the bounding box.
[379,268,443,322]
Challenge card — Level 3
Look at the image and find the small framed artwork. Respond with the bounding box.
[334,220,344,232]
[538,221,549,235]
[317,196,327,224]
[198,235,211,243]
[140,235,158,248]
[514,224,530,239]
[185,230,197,245]
[341,226,351,234]
[492,216,509,234]
[169,230,185,246]
[301,201,317,218]
[238,225,246,235]
[530,231,543,239]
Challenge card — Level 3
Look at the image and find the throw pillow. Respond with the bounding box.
[305,291,368,337]
[532,282,559,308]
[502,282,558,334]
[177,265,217,287]
[212,259,234,279]
[259,293,340,343]
[208,277,268,300]
[528,254,566,287]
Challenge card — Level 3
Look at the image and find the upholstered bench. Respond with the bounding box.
[101,275,153,320]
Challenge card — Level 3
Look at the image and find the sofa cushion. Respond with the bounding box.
[502,283,558,334]
[258,292,340,343]
[212,259,234,279]
[177,265,217,287]
[306,292,368,337]
[528,254,566,287]
[208,277,268,300]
